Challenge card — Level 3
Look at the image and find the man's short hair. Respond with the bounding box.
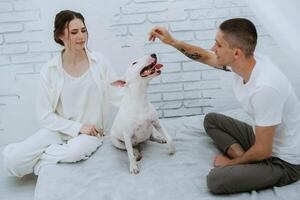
[219,18,257,57]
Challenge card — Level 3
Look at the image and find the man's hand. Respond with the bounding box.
[214,155,232,167]
[213,126,276,167]
[149,26,219,67]
[80,124,104,138]
[148,26,176,46]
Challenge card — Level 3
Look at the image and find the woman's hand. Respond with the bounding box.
[80,124,104,137]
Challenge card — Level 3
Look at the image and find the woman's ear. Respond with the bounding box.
[110,80,126,87]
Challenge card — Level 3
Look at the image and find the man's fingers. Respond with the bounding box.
[150,31,162,41]
[149,27,164,42]
[148,35,155,42]
[148,33,154,41]
[148,31,157,42]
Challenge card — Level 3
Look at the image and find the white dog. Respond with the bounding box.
[110,54,176,174]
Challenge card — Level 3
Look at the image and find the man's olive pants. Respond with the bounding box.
[204,112,300,194]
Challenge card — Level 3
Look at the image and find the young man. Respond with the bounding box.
[148,18,300,194]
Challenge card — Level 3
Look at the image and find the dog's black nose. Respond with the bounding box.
[151,54,157,59]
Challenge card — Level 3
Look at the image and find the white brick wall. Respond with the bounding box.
[0,0,58,144]
[0,0,279,144]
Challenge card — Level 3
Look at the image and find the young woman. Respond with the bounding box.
[2,10,121,177]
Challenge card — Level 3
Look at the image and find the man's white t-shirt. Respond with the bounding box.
[233,54,300,164]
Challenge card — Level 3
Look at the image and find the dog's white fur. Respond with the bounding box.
[110,54,176,174]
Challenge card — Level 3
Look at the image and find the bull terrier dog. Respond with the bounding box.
[110,54,176,174]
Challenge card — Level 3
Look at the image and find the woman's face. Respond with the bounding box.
[60,18,87,51]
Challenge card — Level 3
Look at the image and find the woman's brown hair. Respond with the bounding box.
[53,10,88,46]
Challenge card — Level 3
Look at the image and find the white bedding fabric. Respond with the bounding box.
[34,109,300,200]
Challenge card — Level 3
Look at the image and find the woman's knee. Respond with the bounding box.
[2,129,61,177]
[62,148,90,162]
[62,135,102,163]
[2,145,29,177]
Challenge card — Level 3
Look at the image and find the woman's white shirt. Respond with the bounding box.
[36,50,122,138]
[57,68,102,130]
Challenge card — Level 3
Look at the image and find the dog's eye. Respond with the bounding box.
[132,62,137,66]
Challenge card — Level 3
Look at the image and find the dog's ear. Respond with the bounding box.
[110,80,126,87]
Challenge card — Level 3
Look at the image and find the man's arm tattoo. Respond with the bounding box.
[178,48,202,60]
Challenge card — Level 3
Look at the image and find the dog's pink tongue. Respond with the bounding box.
[155,63,163,69]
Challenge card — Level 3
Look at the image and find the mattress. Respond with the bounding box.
[34,109,300,200]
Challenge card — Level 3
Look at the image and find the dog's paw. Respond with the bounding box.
[150,134,166,143]
[133,148,142,161]
[130,165,140,174]
[169,142,176,155]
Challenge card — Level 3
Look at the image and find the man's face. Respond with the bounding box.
[211,30,235,66]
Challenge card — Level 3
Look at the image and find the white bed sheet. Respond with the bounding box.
[34,109,300,200]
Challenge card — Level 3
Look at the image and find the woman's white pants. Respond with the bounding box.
[2,128,103,177]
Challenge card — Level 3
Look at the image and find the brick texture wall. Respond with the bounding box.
[0,0,276,144]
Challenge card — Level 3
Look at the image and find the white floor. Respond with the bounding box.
[0,145,36,200]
